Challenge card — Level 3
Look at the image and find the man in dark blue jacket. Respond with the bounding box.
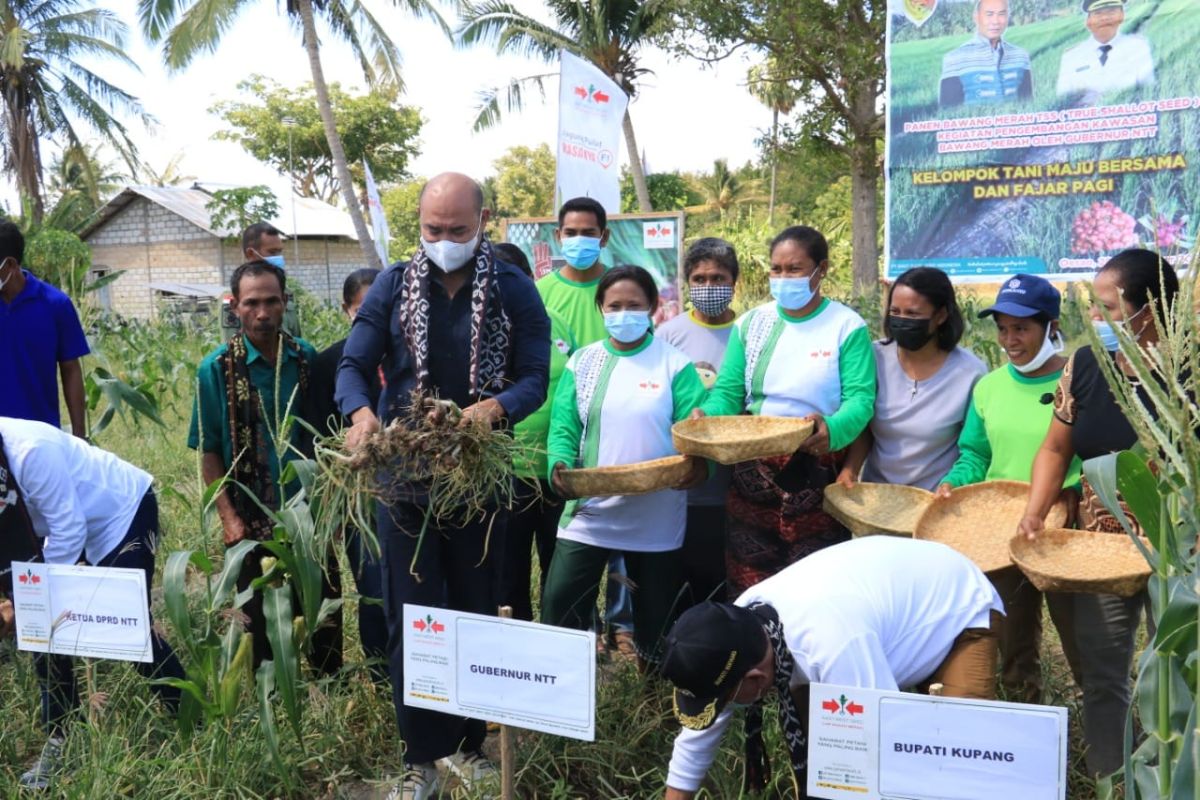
[336,172,549,800]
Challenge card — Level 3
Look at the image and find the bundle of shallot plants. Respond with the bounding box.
[311,392,535,579]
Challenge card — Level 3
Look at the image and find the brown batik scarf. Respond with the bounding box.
[743,603,808,796]
[400,237,513,400]
[219,333,311,541]
[0,432,43,595]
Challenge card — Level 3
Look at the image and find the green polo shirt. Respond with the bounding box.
[187,336,317,492]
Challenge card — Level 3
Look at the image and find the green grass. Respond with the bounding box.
[0,311,1117,798]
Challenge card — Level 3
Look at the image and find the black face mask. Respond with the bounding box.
[888,315,935,351]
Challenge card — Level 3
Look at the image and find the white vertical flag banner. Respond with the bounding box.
[363,159,390,265]
[556,50,629,214]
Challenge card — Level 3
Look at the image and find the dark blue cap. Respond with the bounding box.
[978,273,1061,320]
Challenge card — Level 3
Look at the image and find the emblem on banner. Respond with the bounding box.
[902,0,938,27]
[598,150,614,169]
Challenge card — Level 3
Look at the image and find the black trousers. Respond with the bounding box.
[378,499,503,764]
[496,479,561,622]
[679,504,728,608]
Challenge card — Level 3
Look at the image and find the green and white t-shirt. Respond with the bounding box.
[512,309,575,479]
[940,363,1083,489]
[546,335,707,552]
[536,270,607,346]
[701,298,876,452]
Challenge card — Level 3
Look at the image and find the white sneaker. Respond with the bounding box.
[384,762,440,800]
[440,749,499,795]
[19,735,64,789]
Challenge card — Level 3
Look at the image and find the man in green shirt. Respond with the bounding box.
[188,260,337,672]
[536,197,612,346]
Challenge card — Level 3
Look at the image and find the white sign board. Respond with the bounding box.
[11,561,153,663]
[555,50,629,215]
[808,683,1067,800]
[402,603,596,741]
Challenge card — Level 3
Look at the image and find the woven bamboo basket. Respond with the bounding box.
[558,455,696,498]
[671,416,815,465]
[1009,528,1151,597]
[913,480,1068,573]
[822,482,933,537]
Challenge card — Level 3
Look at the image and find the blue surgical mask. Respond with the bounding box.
[262,254,286,270]
[560,235,602,268]
[604,310,651,344]
[1093,320,1121,352]
[770,276,816,311]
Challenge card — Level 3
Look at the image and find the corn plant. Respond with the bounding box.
[1077,249,1199,800]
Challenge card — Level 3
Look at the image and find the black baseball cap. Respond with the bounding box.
[977,273,1061,320]
[660,602,768,730]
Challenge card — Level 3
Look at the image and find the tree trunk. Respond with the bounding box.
[622,109,652,213]
[296,0,383,271]
[7,101,45,222]
[849,133,880,293]
[768,108,779,226]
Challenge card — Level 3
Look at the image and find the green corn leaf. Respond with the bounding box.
[218,632,254,718]
[1153,576,1199,656]
[162,550,199,662]
[1082,453,1159,568]
[255,659,290,782]
[263,584,303,743]
[212,539,259,609]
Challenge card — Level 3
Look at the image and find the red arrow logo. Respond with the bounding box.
[592,90,610,103]
[647,227,658,237]
[662,227,671,235]
[18,573,28,584]
[573,86,588,99]
[413,619,426,631]
[31,574,40,584]
[846,702,864,716]
[431,621,445,634]
[821,699,840,713]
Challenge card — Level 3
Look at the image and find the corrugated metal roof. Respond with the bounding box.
[81,185,360,241]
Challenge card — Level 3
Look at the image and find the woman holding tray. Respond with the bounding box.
[694,225,876,595]
[836,266,987,491]
[1018,248,1179,779]
[543,265,708,666]
[935,273,1082,705]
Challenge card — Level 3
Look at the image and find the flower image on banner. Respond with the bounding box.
[556,51,629,215]
[885,0,1199,282]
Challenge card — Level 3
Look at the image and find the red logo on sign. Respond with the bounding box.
[646,224,672,238]
[822,694,864,716]
[574,85,611,104]
[412,614,445,634]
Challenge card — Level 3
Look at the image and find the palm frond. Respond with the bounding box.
[471,72,553,132]
[456,0,574,62]
[159,0,250,71]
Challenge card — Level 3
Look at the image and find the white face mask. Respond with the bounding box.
[1012,325,1065,374]
[421,214,483,273]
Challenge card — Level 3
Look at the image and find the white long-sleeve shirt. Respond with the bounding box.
[0,417,152,565]
[665,537,1004,792]
[1056,32,1154,101]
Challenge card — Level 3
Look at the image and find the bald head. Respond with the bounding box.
[418,172,488,247]
[419,172,485,215]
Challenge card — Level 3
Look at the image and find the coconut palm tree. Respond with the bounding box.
[138,0,448,271]
[687,159,763,218]
[747,58,800,225]
[0,2,146,222]
[457,0,672,213]
[45,142,126,231]
[137,151,197,187]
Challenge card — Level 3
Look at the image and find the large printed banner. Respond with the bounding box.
[501,212,685,323]
[556,51,629,214]
[886,0,1198,281]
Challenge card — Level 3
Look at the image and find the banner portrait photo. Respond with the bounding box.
[885,0,1198,281]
